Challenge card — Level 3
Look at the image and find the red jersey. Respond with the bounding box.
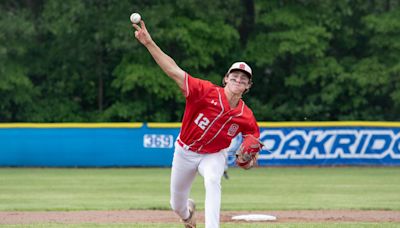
[178,73,260,154]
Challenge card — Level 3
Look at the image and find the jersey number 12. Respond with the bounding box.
[194,113,210,130]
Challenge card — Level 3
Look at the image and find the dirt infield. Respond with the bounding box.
[1,210,400,224]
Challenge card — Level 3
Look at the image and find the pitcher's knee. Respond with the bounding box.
[204,175,221,188]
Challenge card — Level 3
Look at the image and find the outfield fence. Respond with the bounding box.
[1,122,399,167]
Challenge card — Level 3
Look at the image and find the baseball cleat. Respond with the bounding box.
[182,198,196,228]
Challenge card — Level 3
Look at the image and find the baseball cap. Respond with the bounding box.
[227,62,252,79]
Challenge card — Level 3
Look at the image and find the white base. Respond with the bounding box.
[231,214,277,221]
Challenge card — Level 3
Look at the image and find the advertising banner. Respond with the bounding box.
[1,122,399,167]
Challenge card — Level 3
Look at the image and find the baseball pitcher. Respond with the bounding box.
[132,20,262,228]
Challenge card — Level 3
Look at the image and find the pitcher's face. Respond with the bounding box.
[224,71,251,95]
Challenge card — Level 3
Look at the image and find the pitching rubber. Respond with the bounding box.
[231,214,277,221]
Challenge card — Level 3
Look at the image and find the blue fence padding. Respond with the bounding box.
[1,123,400,167]
[0,126,179,167]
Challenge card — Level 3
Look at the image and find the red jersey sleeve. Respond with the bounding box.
[241,112,260,139]
[183,73,214,101]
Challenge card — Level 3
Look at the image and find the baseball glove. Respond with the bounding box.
[235,135,264,170]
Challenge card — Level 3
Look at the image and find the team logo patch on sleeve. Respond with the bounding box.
[228,124,239,136]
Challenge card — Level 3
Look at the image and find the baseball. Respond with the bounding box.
[130,13,141,24]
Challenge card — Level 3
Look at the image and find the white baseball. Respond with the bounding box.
[130,13,141,24]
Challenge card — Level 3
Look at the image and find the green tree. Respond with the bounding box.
[25,0,137,121]
[108,0,242,121]
[1,0,400,122]
[0,7,37,121]
[245,1,332,120]
[245,0,400,121]
[363,7,400,120]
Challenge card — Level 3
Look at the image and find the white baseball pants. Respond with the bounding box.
[170,142,226,228]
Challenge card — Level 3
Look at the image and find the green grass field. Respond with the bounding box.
[1,167,399,227]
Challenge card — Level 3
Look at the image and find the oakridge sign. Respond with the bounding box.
[258,128,400,165]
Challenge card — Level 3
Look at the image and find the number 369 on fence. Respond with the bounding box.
[143,134,174,148]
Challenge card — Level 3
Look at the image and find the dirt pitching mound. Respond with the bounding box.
[1,210,400,224]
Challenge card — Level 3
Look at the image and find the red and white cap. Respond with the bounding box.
[227,62,253,79]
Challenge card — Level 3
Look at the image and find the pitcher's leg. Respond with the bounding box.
[170,146,199,220]
[198,152,225,228]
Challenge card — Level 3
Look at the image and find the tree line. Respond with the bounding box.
[1,0,399,122]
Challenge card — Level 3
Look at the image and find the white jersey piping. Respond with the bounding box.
[184,72,189,98]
